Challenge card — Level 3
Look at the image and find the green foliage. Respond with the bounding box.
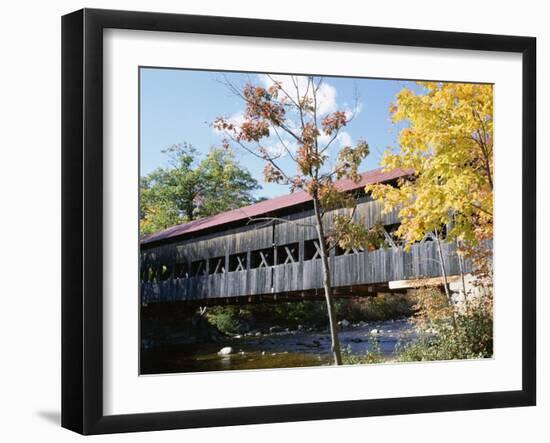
[140,143,260,235]
[331,217,387,252]
[396,287,493,362]
[342,338,384,365]
[206,301,329,334]
[195,148,261,218]
[335,293,415,322]
[206,295,415,335]
[205,306,246,335]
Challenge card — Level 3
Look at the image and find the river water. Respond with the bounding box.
[141,318,418,374]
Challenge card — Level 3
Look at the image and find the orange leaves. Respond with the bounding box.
[317,181,340,209]
[317,181,354,211]
[301,122,320,145]
[242,83,285,126]
[240,120,270,142]
[296,144,324,175]
[214,84,286,147]
[321,111,347,135]
[215,77,372,223]
[296,122,323,175]
[335,140,370,182]
[329,216,385,252]
[267,82,282,98]
[262,163,284,184]
[410,286,455,330]
[289,175,304,192]
[243,84,269,102]
[212,117,235,132]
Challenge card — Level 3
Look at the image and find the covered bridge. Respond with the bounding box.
[140,168,469,306]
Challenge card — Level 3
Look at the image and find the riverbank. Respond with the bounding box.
[140,294,419,373]
[205,294,416,336]
[140,317,417,374]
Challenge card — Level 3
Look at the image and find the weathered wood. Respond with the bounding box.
[389,275,462,290]
[140,197,486,304]
[141,241,480,303]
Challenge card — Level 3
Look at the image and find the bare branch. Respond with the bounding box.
[271,125,297,162]
[319,128,342,154]
[266,74,301,110]
[345,83,361,124]
[221,131,292,185]
[469,201,493,217]
[292,75,307,130]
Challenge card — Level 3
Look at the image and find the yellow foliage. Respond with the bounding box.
[367,82,493,251]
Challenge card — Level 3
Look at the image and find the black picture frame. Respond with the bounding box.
[62,8,536,435]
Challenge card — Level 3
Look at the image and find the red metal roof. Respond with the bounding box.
[141,168,410,245]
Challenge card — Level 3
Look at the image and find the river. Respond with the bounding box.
[141,318,418,374]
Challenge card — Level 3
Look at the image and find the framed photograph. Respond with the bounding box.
[61,8,536,435]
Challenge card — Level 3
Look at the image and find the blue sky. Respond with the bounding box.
[140,68,418,199]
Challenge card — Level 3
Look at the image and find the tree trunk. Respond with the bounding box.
[313,198,342,365]
[434,230,458,330]
[455,240,472,345]
[456,239,470,309]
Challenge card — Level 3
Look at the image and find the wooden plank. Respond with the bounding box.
[389,275,461,290]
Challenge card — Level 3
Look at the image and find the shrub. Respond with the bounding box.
[396,286,493,362]
[206,306,246,334]
[336,293,415,322]
[342,338,384,365]
[206,294,416,335]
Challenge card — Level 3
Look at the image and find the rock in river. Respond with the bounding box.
[338,319,350,329]
[218,347,234,356]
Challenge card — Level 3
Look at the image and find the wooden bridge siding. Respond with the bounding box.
[301,259,324,291]
[141,241,471,304]
[273,200,400,245]
[141,221,274,268]
[247,268,273,296]
[273,263,302,293]
[139,197,476,304]
[140,199,400,270]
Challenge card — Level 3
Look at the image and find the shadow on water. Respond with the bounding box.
[141,319,416,374]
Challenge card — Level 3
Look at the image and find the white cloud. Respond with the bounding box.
[344,101,364,120]
[263,141,293,158]
[259,74,337,116]
[318,130,353,151]
[337,131,352,147]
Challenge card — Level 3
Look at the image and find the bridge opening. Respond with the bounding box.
[334,244,365,256]
[208,257,225,274]
[228,253,247,272]
[159,265,171,281]
[190,260,207,277]
[276,242,298,265]
[304,239,321,261]
[175,262,188,278]
[250,248,274,268]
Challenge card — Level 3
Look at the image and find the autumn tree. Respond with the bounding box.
[366,82,493,307]
[214,75,375,365]
[140,143,260,235]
